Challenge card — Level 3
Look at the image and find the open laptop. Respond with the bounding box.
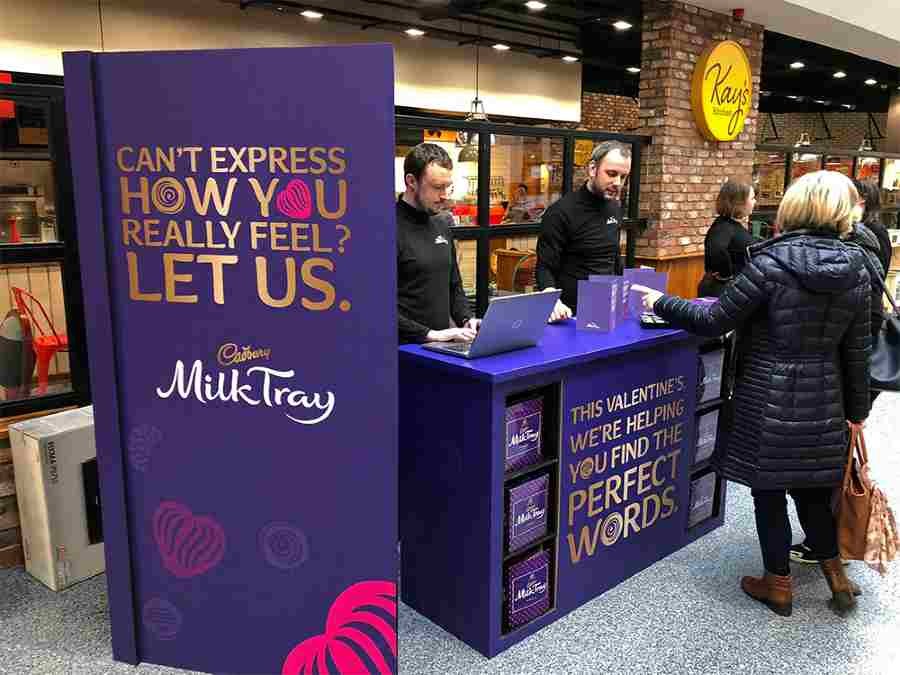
[423,289,561,359]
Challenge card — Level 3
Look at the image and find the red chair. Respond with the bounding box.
[10,287,68,395]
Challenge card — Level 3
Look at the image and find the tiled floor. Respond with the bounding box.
[2,393,898,675]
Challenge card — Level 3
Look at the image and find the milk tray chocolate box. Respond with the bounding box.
[505,549,551,628]
[505,397,543,472]
[507,474,549,553]
[688,472,717,528]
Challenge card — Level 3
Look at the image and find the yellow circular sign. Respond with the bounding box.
[691,40,753,142]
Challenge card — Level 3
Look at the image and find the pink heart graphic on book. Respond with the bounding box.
[276,179,313,219]
[153,501,226,579]
[282,580,397,675]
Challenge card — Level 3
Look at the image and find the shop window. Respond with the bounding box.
[882,159,900,210]
[395,128,478,227]
[824,155,853,177]
[791,152,821,181]
[0,262,72,402]
[492,136,563,226]
[855,157,881,183]
[752,151,785,210]
[570,138,631,214]
[454,238,477,299]
[490,235,538,297]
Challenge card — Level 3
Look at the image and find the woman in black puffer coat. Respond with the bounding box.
[634,171,871,618]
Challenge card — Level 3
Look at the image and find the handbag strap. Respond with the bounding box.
[844,426,859,489]
[856,426,870,466]
[853,244,900,316]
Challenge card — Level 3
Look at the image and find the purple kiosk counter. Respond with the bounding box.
[400,319,729,658]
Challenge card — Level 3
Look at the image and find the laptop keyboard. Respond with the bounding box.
[443,342,472,353]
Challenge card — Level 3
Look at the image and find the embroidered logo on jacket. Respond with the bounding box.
[434,235,449,245]
[606,217,618,226]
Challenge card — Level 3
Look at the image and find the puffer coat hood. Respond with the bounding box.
[752,231,866,294]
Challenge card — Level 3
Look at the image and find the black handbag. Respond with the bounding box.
[869,272,900,392]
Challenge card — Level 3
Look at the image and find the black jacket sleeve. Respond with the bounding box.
[653,259,770,337]
[449,237,472,327]
[399,311,430,344]
[535,205,568,291]
[840,282,871,423]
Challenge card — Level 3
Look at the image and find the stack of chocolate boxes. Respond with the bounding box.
[502,390,556,630]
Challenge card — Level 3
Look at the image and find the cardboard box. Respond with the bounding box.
[9,407,104,590]
[697,349,725,404]
[694,409,720,465]
[577,277,618,332]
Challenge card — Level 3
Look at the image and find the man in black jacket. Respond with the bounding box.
[536,141,632,321]
[397,143,480,344]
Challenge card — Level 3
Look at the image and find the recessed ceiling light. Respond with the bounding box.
[626,66,641,74]
[301,10,323,20]
[786,95,799,100]
[814,99,827,104]
[833,71,847,78]
[276,6,284,11]
[842,103,854,109]
[525,1,547,10]
[405,28,426,37]
[492,43,511,51]
[613,20,633,31]
[562,55,579,63]
[865,78,877,85]
[790,61,805,69]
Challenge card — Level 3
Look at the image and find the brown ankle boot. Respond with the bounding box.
[741,572,792,616]
[820,557,858,613]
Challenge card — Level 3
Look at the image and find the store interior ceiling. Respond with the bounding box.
[237,0,900,115]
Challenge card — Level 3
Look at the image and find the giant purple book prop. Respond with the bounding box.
[506,550,551,628]
[507,474,549,553]
[505,397,543,472]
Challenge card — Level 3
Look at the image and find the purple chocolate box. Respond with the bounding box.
[688,472,717,527]
[698,349,725,404]
[508,474,549,553]
[505,398,543,472]
[577,278,618,332]
[694,409,719,465]
[506,550,551,628]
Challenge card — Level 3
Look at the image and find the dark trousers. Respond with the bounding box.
[752,487,838,576]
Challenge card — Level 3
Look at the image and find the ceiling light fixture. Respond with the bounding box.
[405,28,425,38]
[842,103,854,109]
[790,61,805,69]
[300,10,323,20]
[562,55,579,63]
[626,66,641,74]
[525,1,547,10]
[865,78,877,85]
[786,95,799,100]
[492,43,510,51]
[613,21,633,31]
[814,99,827,104]
[833,71,847,79]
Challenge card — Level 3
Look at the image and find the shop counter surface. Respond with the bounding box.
[400,318,728,658]
[399,318,692,383]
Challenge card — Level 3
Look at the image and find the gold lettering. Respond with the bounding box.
[300,258,335,310]
[248,178,279,218]
[315,179,347,220]
[163,253,198,303]
[197,254,238,305]
[122,219,142,246]
[120,176,150,215]
[116,146,135,172]
[256,256,296,308]
[126,252,161,302]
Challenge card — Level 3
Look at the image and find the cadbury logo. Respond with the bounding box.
[217,342,272,366]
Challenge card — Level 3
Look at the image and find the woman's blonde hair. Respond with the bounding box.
[776,170,860,237]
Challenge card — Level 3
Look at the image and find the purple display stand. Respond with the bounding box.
[64,46,398,674]
[400,320,727,658]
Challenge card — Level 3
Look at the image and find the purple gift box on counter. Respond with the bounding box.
[688,472,717,527]
[623,268,668,319]
[505,398,543,472]
[507,474,549,553]
[506,549,551,628]
[577,278,618,332]
[694,409,720,465]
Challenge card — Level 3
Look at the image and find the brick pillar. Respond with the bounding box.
[637,1,763,260]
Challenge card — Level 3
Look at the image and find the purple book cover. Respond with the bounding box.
[698,349,725,404]
[694,409,719,464]
[688,473,717,527]
[505,398,543,472]
[508,474,549,553]
[577,278,618,332]
[624,268,668,318]
[507,550,551,628]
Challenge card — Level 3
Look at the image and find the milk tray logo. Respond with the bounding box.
[156,342,335,425]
